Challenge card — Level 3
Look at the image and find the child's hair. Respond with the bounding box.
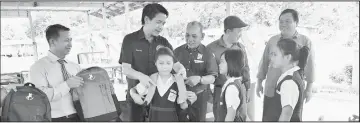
[277,38,310,79]
[221,49,245,78]
[155,47,176,62]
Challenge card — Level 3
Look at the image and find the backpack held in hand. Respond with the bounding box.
[1,83,51,122]
[72,66,121,122]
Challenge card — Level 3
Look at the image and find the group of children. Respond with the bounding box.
[127,37,310,121]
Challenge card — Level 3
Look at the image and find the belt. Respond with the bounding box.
[54,113,78,119]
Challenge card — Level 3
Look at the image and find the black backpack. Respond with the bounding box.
[1,83,51,121]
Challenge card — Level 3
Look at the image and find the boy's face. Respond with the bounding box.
[144,13,167,37]
[155,55,174,73]
[219,54,228,75]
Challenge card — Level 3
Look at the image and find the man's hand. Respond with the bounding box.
[66,76,84,88]
[256,81,264,98]
[186,91,197,104]
[304,89,312,103]
[185,76,201,87]
[138,74,154,88]
[246,90,251,103]
[130,88,145,105]
[173,62,187,78]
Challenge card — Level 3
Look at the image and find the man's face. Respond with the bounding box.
[144,13,167,37]
[227,27,243,43]
[279,13,297,35]
[51,31,72,56]
[185,25,204,49]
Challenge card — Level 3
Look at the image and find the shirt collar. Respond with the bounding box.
[221,76,242,95]
[217,35,241,48]
[137,27,146,40]
[185,44,205,53]
[277,66,300,84]
[47,51,67,63]
[280,31,299,39]
[137,27,160,43]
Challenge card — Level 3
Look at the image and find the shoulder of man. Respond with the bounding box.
[174,44,186,52]
[30,57,48,71]
[266,34,281,45]
[206,39,220,50]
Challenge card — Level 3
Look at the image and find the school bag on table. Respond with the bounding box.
[71,66,121,122]
[1,83,51,122]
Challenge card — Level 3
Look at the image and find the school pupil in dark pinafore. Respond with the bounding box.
[118,3,187,122]
[216,49,249,121]
[267,38,310,121]
[256,9,315,121]
[130,47,197,122]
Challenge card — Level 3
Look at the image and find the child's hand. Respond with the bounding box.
[186,91,197,104]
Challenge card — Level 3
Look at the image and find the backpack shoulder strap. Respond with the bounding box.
[173,74,187,104]
[144,73,158,105]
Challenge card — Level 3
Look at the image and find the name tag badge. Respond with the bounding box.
[197,53,203,60]
[168,89,177,102]
[194,60,204,63]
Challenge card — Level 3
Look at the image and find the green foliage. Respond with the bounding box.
[329,64,353,85]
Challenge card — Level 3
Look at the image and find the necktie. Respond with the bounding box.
[58,59,70,81]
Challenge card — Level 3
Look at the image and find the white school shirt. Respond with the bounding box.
[156,75,174,97]
[30,51,81,118]
[221,77,241,110]
[276,66,300,109]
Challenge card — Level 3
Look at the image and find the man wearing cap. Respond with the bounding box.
[174,21,218,121]
[206,16,251,121]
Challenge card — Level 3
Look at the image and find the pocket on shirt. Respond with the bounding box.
[193,61,205,72]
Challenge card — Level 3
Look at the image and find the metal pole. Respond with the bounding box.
[102,3,110,61]
[28,11,38,61]
[226,2,231,16]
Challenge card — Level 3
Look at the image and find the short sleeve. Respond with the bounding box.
[205,49,218,77]
[225,85,241,110]
[119,35,133,64]
[280,80,299,109]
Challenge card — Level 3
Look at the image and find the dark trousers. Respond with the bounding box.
[213,86,222,121]
[262,95,275,121]
[51,114,80,122]
[188,90,208,121]
[127,95,146,122]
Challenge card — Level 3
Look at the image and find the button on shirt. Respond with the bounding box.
[119,27,175,90]
[174,44,218,93]
[257,32,315,97]
[206,35,251,89]
[30,51,81,118]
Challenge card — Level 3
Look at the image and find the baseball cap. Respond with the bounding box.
[224,16,248,31]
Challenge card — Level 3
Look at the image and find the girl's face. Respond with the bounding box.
[155,55,174,73]
[270,46,290,68]
[219,54,228,75]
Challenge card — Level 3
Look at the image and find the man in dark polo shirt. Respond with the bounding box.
[206,16,251,121]
[174,21,218,121]
[119,3,186,122]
